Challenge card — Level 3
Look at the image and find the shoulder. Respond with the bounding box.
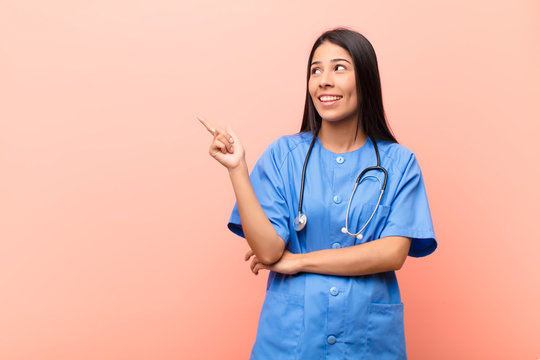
[260,132,313,169]
[375,140,419,174]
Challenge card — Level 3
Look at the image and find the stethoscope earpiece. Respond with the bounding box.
[340,227,364,240]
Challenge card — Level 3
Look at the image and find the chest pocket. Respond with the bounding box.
[352,203,390,245]
[347,172,390,244]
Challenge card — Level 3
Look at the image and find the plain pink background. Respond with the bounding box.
[1,1,539,359]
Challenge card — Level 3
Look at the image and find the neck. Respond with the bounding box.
[318,119,367,153]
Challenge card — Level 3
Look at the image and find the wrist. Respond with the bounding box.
[228,159,248,176]
[295,252,307,273]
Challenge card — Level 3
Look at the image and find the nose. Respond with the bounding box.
[319,70,334,88]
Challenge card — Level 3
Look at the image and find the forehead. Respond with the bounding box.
[311,41,352,63]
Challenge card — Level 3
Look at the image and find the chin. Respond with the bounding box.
[320,114,358,124]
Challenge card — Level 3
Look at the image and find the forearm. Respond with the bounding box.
[297,236,411,276]
[228,161,284,264]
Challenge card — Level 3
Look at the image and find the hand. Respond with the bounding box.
[245,249,301,275]
[198,116,245,170]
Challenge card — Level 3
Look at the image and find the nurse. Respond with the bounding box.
[200,28,436,359]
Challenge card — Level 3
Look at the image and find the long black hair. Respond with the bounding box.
[300,28,397,143]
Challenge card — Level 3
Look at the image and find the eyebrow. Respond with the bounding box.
[311,58,352,66]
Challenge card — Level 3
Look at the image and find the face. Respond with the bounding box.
[308,41,358,125]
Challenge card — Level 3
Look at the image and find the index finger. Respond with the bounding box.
[197,116,216,136]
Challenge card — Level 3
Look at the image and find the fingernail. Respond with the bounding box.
[229,137,234,143]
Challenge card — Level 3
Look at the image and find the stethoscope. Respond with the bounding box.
[293,133,388,240]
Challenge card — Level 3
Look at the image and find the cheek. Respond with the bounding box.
[346,82,357,104]
[347,79,356,94]
[349,91,358,106]
[308,81,317,100]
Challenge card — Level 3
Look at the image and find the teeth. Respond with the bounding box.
[319,96,342,101]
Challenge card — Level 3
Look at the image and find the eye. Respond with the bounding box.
[311,67,321,75]
[335,64,346,71]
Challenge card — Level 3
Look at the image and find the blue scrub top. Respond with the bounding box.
[228,132,437,360]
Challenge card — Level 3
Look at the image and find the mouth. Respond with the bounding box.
[318,95,342,106]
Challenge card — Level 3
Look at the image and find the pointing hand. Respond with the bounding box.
[198,116,245,170]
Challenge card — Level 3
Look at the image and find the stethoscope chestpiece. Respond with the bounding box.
[293,213,307,232]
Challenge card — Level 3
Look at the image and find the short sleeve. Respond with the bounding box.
[227,142,290,246]
[379,153,437,257]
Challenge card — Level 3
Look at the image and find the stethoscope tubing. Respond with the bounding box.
[294,133,388,239]
[297,130,318,217]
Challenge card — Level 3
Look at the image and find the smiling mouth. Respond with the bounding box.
[319,95,342,102]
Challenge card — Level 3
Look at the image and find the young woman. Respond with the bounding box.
[200,28,437,360]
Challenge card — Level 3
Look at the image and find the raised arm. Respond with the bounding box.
[199,118,285,264]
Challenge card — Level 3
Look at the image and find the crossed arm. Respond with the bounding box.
[229,160,411,277]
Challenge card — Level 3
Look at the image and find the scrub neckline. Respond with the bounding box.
[314,134,372,156]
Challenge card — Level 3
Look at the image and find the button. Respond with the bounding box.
[327,335,337,345]
[336,156,344,164]
[333,195,342,204]
[332,242,341,249]
[329,287,339,296]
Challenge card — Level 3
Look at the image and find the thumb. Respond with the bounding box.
[226,126,239,143]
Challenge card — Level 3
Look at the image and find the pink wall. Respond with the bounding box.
[1,1,539,359]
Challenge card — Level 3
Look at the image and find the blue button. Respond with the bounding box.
[336,156,344,164]
[332,242,341,249]
[333,195,342,204]
[330,287,339,296]
[327,335,337,344]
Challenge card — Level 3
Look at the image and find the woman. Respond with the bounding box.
[200,28,437,359]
